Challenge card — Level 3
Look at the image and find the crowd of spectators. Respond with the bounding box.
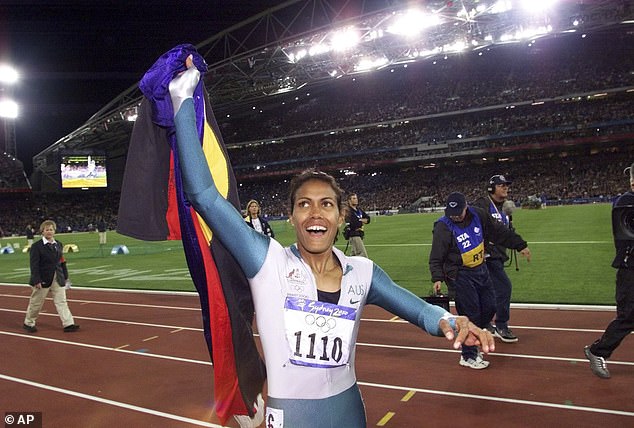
[227,95,633,172]
[218,29,633,145]
[0,191,118,237]
[236,149,632,217]
[214,28,633,186]
[0,149,628,237]
[1,26,632,236]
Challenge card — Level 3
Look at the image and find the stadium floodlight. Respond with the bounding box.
[330,27,359,52]
[419,47,442,57]
[308,44,330,57]
[387,9,441,37]
[520,0,558,13]
[490,0,513,14]
[354,56,388,72]
[443,40,468,53]
[0,98,19,118]
[0,64,19,85]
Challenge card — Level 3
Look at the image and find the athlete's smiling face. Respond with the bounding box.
[290,179,344,255]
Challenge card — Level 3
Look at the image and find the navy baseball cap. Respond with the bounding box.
[489,174,512,187]
[445,192,467,217]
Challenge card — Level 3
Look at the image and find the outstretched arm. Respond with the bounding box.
[168,62,268,278]
[367,264,494,353]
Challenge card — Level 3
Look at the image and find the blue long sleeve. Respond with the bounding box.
[366,264,448,335]
[172,98,268,278]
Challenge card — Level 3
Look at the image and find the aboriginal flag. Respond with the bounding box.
[117,45,265,425]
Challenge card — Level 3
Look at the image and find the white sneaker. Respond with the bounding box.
[459,355,490,369]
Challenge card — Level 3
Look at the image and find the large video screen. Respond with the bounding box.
[60,154,108,189]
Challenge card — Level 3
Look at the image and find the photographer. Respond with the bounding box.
[584,162,634,379]
[345,192,371,258]
[473,174,520,343]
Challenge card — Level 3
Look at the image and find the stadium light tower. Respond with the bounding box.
[0,63,19,157]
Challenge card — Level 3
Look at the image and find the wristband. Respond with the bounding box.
[440,313,457,330]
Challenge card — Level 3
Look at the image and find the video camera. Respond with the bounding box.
[613,205,634,240]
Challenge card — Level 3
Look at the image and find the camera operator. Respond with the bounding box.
[473,175,520,343]
[584,162,634,379]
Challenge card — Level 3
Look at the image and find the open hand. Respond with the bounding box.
[439,316,495,353]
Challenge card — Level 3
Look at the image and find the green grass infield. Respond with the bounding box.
[0,203,616,305]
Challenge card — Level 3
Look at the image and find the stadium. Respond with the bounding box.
[1,1,634,427]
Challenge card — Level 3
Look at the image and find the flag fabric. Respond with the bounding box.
[117,44,266,425]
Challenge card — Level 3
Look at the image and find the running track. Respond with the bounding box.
[1,283,632,427]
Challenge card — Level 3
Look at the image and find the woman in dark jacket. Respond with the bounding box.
[244,199,275,238]
[23,220,79,333]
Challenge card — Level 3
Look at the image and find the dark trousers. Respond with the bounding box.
[590,268,634,359]
[487,258,513,329]
[452,264,496,359]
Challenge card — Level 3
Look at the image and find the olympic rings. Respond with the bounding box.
[305,314,337,333]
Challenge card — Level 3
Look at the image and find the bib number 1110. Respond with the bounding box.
[293,331,343,363]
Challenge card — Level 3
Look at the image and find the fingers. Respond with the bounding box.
[448,317,495,353]
[521,248,532,262]
[433,281,442,294]
[450,316,470,350]
[476,325,495,353]
[169,56,201,115]
[438,318,455,341]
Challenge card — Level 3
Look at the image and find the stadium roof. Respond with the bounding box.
[32,0,634,172]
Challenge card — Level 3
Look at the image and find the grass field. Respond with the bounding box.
[0,203,616,305]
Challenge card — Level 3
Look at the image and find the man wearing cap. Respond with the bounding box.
[584,162,634,379]
[429,192,531,369]
[473,174,520,343]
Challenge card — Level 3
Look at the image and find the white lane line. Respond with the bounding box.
[364,241,611,247]
[0,373,223,427]
[0,306,627,340]
[0,331,212,366]
[2,327,632,370]
[356,342,634,367]
[0,285,617,312]
[0,293,200,311]
[358,381,634,417]
[3,333,633,417]
[0,305,617,337]
[0,308,203,331]
[0,283,197,296]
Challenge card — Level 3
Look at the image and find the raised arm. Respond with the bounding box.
[168,63,268,278]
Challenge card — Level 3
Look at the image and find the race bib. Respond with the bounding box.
[265,407,284,428]
[284,296,357,368]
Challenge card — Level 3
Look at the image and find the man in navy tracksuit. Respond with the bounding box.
[429,192,531,369]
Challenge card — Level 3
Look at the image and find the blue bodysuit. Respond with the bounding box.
[172,87,451,428]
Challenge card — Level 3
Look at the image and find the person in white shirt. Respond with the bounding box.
[244,199,275,237]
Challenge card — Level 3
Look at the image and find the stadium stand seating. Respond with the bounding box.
[1,26,632,235]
